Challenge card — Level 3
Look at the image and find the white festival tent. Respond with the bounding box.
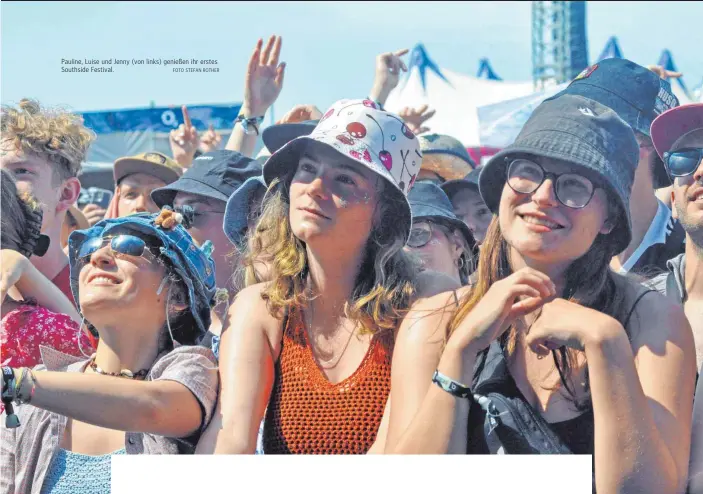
[384,44,537,148]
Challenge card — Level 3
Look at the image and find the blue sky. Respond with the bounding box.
[2,1,702,120]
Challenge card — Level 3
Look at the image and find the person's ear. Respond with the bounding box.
[450,231,465,261]
[56,177,81,214]
[599,217,615,235]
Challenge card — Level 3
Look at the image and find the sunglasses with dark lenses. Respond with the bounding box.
[506,159,596,209]
[77,234,160,263]
[663,148,703,178]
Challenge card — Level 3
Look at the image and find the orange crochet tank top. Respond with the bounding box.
[263,308,393,454]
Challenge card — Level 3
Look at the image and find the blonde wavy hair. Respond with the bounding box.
[1,99,96,181]
[243,174,420,336]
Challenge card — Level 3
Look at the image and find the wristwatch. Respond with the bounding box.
[432,369,471,399]
[235,115,265,136]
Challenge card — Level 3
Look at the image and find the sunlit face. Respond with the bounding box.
[450,187,491,243]
[498,156,613,266]
[289,144,381,251]
[404,220,461,281]
[77,228,168,333]
[117,174,166,216]
[671,128,703,239]
[0,141,73,233]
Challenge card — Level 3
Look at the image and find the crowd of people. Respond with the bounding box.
[1,33,702,493]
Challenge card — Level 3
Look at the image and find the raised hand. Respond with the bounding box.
[199,124,222,153]
[81,203,107,226]
[170,106,200,166]
[242,35,286,117]
[646,65,683,81]
[399,104,435,135]
[446,267,556,355]
[369,48,409,107]
[276,104,323,125]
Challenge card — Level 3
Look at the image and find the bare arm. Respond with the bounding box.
[1,251,79,323]
[385,291,472,454]
[22,370,204,438]
[225,35,285,157]
[196,284,279,454]
[589,292,695,493]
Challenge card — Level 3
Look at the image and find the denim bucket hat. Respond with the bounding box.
[68,213,217,342]
[263,99,423,244]
[479,94,639,255]
[223,175,267,246]
[557,58,679,188]
[408,182,475,250]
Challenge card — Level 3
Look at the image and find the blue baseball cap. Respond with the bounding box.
[68,212,217,343]
[557,58,679,187]
[408,182,475,251]
[479,93,639,255]
[151,150,262,207]
[223,175,267,246]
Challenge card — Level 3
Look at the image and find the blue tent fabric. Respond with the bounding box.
[596,36,623,62]
[477,58,502,81]
[404,43,452,94]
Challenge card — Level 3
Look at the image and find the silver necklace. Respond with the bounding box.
[305,299,357,370]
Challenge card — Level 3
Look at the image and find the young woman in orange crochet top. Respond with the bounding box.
[196,99,456,454]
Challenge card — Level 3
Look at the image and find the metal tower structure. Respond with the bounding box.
[532,1,589,90]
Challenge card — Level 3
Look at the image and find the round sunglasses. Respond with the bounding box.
[663,147,703,178]
[407,221,451,249]
[77,234,161,263]
[506,158,596,209]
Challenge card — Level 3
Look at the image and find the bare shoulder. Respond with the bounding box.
[617,275,693,352]
[414,270,461,300]
[226,282,285,356]
[399,285,470,348]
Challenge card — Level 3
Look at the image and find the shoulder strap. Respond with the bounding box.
[665,271,684,305]
[623,287,655,330]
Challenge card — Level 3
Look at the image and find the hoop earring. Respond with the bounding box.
[457,256,465,270]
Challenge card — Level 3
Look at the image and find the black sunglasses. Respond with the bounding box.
[663,147,703,178]
[506,158,596,209]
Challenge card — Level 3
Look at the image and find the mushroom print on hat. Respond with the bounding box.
[314,99,422,196]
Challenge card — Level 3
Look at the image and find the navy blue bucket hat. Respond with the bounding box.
[556,58,679,187]
[262,120,318,154]
[151,150,262,208]
[440,167,482,201]
[479,93,639,255]
[223,175,267,246]
[408,182,475,250]
[68,213,217,343]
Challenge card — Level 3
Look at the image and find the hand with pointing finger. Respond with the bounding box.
[399,104,435,135]
[170,106,200,167]
[369,48,409,107]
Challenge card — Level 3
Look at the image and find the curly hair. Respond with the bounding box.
[0,169,43,257]
[1,99,96,181]
[243,176,420,336]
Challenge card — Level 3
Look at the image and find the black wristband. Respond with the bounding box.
[432,369,471,399]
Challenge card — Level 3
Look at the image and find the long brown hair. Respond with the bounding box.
[243,170,419,336]
[0,169,43,255]
[448,208,630,408]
